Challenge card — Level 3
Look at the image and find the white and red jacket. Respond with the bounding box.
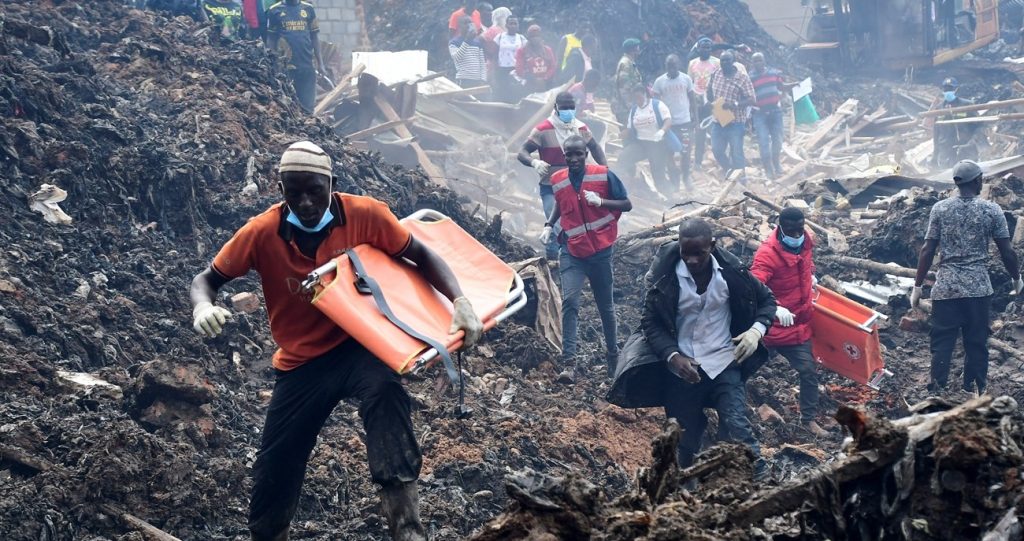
[551,165,620,258]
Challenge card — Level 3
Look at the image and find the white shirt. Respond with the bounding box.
[496,32,526,68]
[628,99,671,142]
[674,258,735,380]
[652,72,695,124]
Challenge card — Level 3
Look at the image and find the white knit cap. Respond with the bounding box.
[278,141,333,176]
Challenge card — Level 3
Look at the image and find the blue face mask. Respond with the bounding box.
[286,190,334,233]
[943,91,957,102]
[557,109,576,123]
[781,232,805,249]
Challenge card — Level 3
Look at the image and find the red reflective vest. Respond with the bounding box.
[551,165,621,258]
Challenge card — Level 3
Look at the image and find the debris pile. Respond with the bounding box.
[473,395,1024,540]
[0,3,658,539]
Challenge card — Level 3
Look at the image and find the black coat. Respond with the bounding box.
[607,241,777,409]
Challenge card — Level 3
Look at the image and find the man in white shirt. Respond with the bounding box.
[652,54,698,191]
[618,82,676,198]
[620,219,776,476]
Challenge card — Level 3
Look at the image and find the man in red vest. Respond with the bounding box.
[750,207,827,437]
[539,135,632,383]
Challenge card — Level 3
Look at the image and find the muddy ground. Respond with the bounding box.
[2,1,1024,540]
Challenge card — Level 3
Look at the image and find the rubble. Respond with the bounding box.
[474,395,1024,540]
[2,1,1024,540]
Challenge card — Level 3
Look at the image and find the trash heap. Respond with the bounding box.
[3,1,1024,540]
[473,395,1024,540]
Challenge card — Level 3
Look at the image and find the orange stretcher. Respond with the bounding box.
[301,209,527,379]
[810,285,892,389]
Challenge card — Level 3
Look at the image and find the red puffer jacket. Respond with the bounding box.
[750,229,816,347]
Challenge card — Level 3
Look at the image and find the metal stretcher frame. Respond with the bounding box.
[301,208,527,374]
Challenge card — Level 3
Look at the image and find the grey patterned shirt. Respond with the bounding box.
[925,196,1010,300]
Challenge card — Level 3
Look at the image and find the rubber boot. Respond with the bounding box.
[379,482,427,541]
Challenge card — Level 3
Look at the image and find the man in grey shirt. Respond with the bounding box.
[912,160,1022,394]
[652,54,698,191]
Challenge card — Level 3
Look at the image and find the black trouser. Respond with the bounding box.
[664,365,760,468]
[248,340,421,539]
[670,122,693,189]
[769,341,818,423]
[289,68,317,113]
[930,296,991,392]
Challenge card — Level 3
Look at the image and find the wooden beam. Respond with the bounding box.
[823,255,934,280]
[429,85,491,98]
[343,119,410,141]
[818,106,887,160]
[312,63,366,117]
[918,97,1024,118]
[100,505,183,541]
[934,113,1024,125]
[373,94,447,186]
[457,162,497,178]
[800,98,859,153]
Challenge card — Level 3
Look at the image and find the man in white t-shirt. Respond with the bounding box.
[652,54,698,191]
[618,82,675,198]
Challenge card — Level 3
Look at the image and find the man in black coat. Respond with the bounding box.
[608,219,776,475]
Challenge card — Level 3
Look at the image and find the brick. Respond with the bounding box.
[325,7,341,20]
[345,20,362,34]
[340,7,356,20]
[899,313,929,333]
[231,292,260,313]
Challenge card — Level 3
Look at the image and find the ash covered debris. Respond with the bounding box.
[2,0,1024,540]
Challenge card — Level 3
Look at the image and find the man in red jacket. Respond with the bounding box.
[750,207,827,437]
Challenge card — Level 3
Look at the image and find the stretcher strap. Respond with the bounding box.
[344,249,465,395]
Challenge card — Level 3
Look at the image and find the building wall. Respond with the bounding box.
[743,0,814,45]
[315,0,366,53]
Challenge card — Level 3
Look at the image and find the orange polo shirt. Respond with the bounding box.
[212,193,412,370]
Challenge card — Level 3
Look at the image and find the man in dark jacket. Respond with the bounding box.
[609,219,776,475]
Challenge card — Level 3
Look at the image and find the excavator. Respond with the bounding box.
[797,0,999,70]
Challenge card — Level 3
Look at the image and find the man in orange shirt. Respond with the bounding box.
[189,141,483,541]
[448,1,485,37]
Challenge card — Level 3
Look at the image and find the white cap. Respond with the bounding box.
[278,141,332,176]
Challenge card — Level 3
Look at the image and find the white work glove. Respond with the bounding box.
[812,275,819,288]
[910,286,923,308]
[653,129,665,142]
[539,225,553,244]
[1013,275,1023,296]
[583,190,603,207]
[732,326,764,363]
[775,306,795,327]
[531,159,550,176]
[193,301,233,338]
[450,296,484,347]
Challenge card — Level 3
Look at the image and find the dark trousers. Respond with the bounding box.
[751,107,784,176]
[694,103,711,170]
[770,341,819,423]
[618,139,677,196]
[559,246,617,365]
[248,340,421,539]
[710,122,746,171]
[289,68,317,113]
[664,366,760,467]
[930,296,991,392]
[670,122,693,189]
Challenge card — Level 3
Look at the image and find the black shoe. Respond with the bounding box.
[606,353,618,379]
[926,381,945,393]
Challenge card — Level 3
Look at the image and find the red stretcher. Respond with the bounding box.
[810,285,892,389]
[301,209,527,378]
